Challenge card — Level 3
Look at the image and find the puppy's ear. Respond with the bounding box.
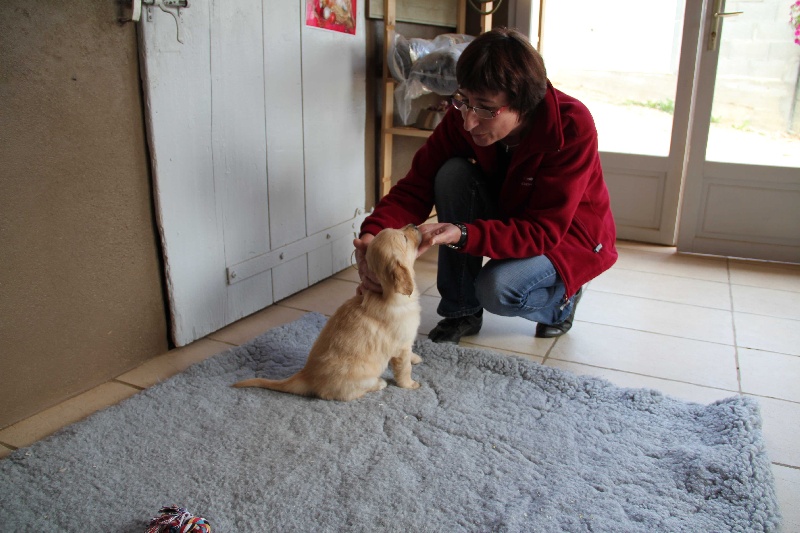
[391,263,415,296]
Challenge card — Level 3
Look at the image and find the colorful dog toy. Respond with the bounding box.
[145,505,211,533]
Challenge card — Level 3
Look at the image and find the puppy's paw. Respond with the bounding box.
[377,378,388,390]
[398,379,420,390]
[410,353,423,365]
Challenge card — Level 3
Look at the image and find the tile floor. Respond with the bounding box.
[1,241,798,529]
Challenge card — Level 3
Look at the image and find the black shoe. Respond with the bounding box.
[535,288,583,338]
[429,310,483,344]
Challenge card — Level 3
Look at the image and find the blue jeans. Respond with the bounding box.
[434,158,574,325]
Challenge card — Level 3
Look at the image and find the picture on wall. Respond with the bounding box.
[306,0,357,35]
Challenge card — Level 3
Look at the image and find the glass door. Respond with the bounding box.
[532,0,800,261]
[541,1,685,158]
[705,0,800,168]
[677,0,800,262]
[536,0,695,245]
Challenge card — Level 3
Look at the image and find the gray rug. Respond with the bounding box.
[0,313,781,532]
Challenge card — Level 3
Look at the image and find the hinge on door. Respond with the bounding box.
[122,0,189,44]
[226,208,371,286]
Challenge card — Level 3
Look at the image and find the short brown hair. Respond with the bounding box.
[456,28,547,120]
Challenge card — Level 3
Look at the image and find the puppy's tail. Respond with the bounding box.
[233,373,312,397]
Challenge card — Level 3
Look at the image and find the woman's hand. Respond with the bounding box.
[418,222,463,255]
[353,234,382,294]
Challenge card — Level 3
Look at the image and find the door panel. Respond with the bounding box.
[139,0,228,343]
[140,0,367,346]
[601,154,670,231]
[697,167,800,242]
[301,26,368,235]
[265,0,307,249]
[210,0,275,322]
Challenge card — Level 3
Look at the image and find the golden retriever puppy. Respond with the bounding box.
[233,224,423,401]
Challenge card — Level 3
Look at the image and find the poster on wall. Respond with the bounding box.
[306,0,357,35]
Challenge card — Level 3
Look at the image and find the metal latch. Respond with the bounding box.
[122,0,189,44]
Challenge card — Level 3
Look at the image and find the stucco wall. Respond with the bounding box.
[0,1,169,427]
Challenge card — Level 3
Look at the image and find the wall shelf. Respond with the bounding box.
[379,0,491,197]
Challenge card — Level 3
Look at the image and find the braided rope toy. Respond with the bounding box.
[146,505,211,533]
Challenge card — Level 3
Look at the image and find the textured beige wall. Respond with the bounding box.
[0,1,168,427]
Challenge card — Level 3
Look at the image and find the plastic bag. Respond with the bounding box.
[387,33,475,125]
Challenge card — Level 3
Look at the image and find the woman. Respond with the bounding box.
[355,27,617,344]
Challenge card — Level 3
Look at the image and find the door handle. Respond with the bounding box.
[708,0,743,51]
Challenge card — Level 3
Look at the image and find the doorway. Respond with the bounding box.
[524,0,800,262]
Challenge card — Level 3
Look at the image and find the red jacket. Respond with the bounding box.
[362,83,617,299]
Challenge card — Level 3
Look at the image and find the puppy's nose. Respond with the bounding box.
[402,223,422,244]
[403,223,420,235]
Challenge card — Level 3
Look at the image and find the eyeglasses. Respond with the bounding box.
[451,96,507,120]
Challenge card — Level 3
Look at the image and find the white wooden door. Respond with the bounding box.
[138,0,367,346]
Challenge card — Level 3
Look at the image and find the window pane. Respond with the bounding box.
[541,1,685,156]
[706,0,800,168]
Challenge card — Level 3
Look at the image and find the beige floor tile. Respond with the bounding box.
[332,264,360,283]
[417,245,439,264]
[748,395,800,467]
[462,313,554,357]
[0,382,141,448]
[613,246,729,282]
[729,259,800,292]
[544,360,737,405]
[418,295,552,357]
[735,313,800,356]
[419,294,444,335]
[772,464,800,532]
[208,306,308,346]
[731,284,800,320]
[416,247,442,294]
[423,284,441,298]
[739,349,800,403]
[549,322,739,390]
[414,259,439,295]
[278,278,358,316]
[592,268,731,310]
[115,338,232,389]
[578,290,735,345]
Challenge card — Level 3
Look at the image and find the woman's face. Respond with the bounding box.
[454,88,525,147]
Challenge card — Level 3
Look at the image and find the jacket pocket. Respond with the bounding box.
[572,214,604,253]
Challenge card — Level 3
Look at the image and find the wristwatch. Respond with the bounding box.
[445,223,468,250]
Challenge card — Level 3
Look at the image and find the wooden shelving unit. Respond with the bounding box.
[379,0,492,197]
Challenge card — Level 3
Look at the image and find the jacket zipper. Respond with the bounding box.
[559,293,571,311]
